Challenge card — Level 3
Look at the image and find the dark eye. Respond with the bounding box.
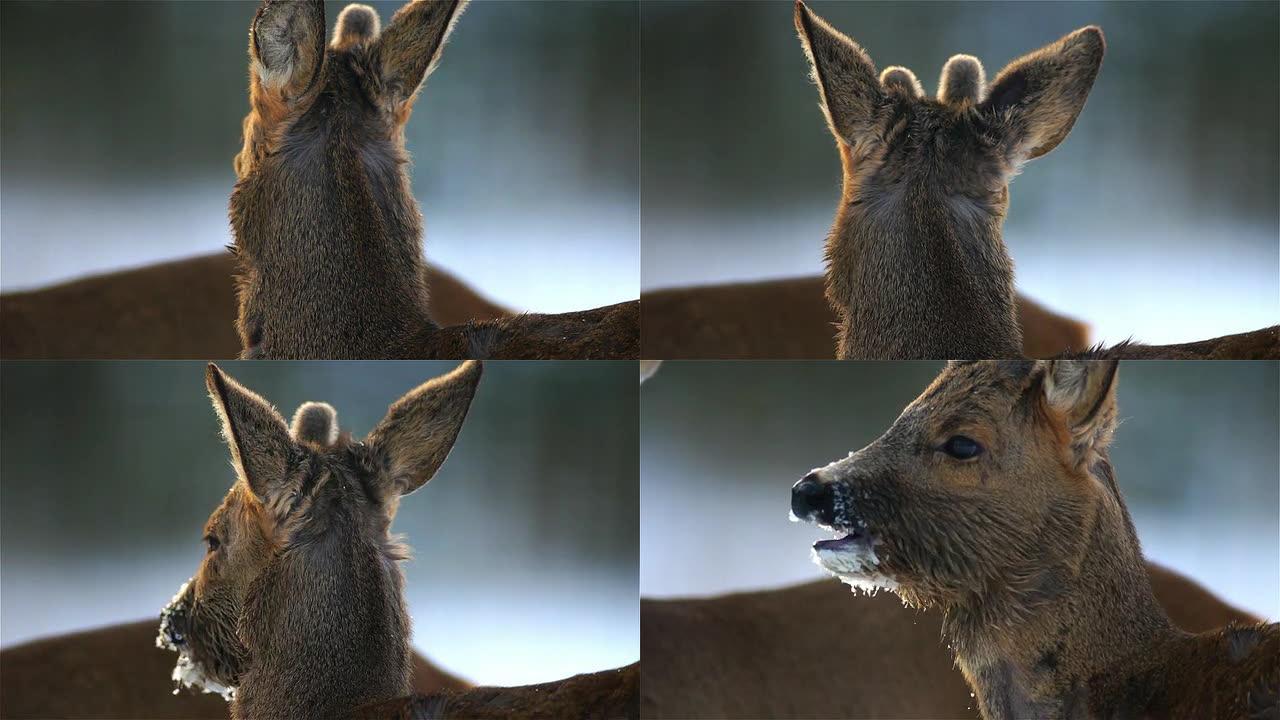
[204,535,221,553]
[942,435,983,460]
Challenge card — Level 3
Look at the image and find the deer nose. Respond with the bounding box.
[791,472,835,524]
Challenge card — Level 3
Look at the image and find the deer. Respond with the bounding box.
[635,361,1263,719]
[641,562,1258,719]
[352,664,639,720]
[156,360,484,718]
[791,360,1278,719]
[0,254,510,359]
[0,620,468,720]
[640,277,1090,359]
[794,1,1279,360]
[229,0,636,360]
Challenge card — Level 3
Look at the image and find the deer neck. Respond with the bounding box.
[825,145,1023,359]
[234,147,439,357]
[234,529,412,719]
[942,466,1180,720]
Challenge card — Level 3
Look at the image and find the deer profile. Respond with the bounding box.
[231,0,637,360]
[795,2,1279,360]
[792,360,1278,719]
[158,360,481,719]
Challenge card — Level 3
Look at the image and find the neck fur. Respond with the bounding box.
[233,528,411,719]
[942,468,1178,720]
[825,143,1022,359]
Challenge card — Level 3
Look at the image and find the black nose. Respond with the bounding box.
[791,472,834,524]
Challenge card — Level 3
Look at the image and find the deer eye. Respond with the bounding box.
[942,435,983,460]
[204,535,221,553]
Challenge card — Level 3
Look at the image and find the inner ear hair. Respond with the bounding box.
[1042,360,1120,462]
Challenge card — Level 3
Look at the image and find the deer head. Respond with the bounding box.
[159,360,481,718]
[790,360,1143,644]
[795,2,1104,359]
[230,0,468,359]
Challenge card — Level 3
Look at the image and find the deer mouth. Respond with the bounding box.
[810,525,898,594]
[156,578,237,702]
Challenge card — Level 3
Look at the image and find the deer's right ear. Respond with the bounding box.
[206,364,295,501]
[249,0,327,105]
[366,361,482,497]
[371,0,470,113]
[794,1,885,146]
[1040,360,1120,467]
[981,26,1104,165]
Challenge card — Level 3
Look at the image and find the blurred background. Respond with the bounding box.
[641,361,1280,621]
[0,361,638,686]
[641,1,1279,345]
[0,1,638,312]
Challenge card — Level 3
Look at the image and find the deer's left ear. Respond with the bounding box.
[366,361,482,497]
[1040,360,1119,465]
[205,364,296,501]
[249,0,327,105]
[981,26,1104,165]
[371,0,469,112]
[794,1,886,147]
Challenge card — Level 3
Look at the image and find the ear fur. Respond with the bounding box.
[794,1,886,145]
[250,0,327,101]
[205,364,297,502]
[366,360,482,497]
[371,0,470,112]
[981,26,1105,163]
[1040,360,1119,467]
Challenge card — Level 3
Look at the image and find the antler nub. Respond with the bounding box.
[880,66,924,98]
[939,54,986,105]
[333,4,382,50]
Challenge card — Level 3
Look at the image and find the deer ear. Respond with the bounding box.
[372,0,469,111]
[249,0,327,103]
[205,364,296,501]
[794,1,885,146]
[981,26,1104,164]
[1040,360,1120,465]
[366,361,482,497]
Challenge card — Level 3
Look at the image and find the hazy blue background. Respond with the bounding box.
[0,1,638,312]
[1,361,638,686]
[641,1,1279,345]
[641,361,1280,621]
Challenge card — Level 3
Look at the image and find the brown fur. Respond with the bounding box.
[794,2,1278,360]
[640,276,1090,359]
[160,361,481,719]
[1073,325,1280,360]
[794,360,1279,719]
[795,1,1104,359]
[0,253,511,359]
[0,620,468,720]
[230,0,636,359]
[353,663,639,720]
[641,562,1257,719]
